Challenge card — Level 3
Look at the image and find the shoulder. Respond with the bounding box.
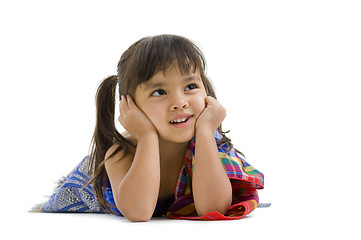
[104,131,135,168]
[104,132,135,189]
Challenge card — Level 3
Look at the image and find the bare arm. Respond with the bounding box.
[105,133,159,222]
[192,97,232,216]
[105,95,160,222]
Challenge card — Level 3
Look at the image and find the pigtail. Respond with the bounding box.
[88,75,130,213]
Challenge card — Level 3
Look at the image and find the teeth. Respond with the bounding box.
[171,117,188,124]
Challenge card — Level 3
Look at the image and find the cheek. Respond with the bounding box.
[191,95,206,114]
[142,105,165,124]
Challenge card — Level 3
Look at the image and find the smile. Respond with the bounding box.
[169,115,193,128]
[170,117,190,124]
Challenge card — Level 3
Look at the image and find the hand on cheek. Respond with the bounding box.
[118,95,158,140]
[195,96,226,132]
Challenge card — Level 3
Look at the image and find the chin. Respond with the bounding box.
[160,129,195,144]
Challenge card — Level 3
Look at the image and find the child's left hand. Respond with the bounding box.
[195,96,226,132]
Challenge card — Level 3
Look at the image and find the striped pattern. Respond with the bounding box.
[33,156,102,213]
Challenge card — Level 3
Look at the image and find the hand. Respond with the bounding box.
[118,95,158,140]
[195,96,226,132]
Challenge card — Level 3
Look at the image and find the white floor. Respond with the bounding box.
[3,201,358,240]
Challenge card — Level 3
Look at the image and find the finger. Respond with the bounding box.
[204,96,215,107]
[119,95,129,111]
[126,95,137,109]
[206,96,216,102]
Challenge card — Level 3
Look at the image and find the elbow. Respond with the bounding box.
[126,213,152,222]
[196,205,228,216]
[115,200,154,222]
[121,209,153,222]
[195,198,232,216]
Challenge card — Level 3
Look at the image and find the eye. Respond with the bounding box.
[185,83,198,91]
[151,89,167,96]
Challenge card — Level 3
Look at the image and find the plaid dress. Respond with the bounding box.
[34,130,265,220]
[167,130,264,220]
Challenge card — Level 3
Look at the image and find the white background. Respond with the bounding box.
[1,0,360,239]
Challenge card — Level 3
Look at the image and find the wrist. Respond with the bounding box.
[137,131,158,143]
[195,127,215,138]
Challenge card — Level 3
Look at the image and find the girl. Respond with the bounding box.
[34,34,265,221]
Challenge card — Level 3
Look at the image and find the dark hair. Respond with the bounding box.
[88,34,238,213]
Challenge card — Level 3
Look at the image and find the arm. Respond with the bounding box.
[106,95,160,222]
[192,97,232,216]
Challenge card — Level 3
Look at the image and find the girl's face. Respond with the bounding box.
[134,63,207,143]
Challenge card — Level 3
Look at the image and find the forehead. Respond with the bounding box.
[141,64,201,88]
[154,63,198,79]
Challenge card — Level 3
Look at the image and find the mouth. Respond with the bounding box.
[169,114,193,128]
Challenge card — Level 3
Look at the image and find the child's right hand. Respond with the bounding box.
[118,95,158,141]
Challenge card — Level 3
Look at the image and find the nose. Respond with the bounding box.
[169,94,189,111]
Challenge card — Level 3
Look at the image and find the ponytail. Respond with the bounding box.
[88,75,130,213]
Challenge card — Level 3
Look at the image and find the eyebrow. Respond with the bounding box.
[143,75,201,91]
[143,82,166,91]
[184,75,201,82]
